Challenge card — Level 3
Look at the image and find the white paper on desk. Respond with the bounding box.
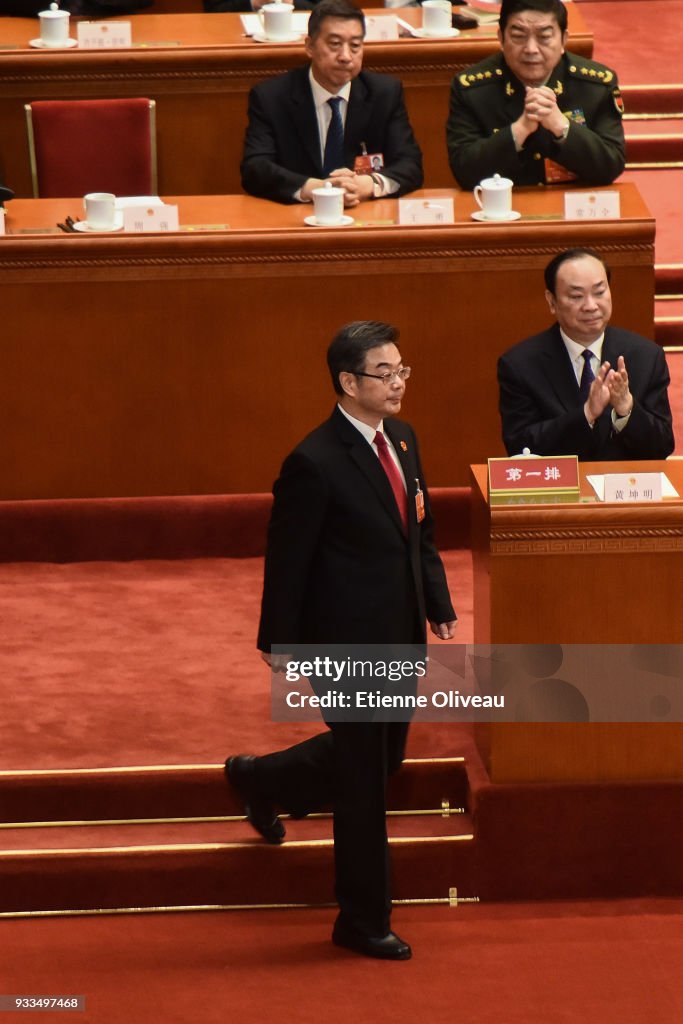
[587,473,678,502]
[115,196,164,209]
[240,12,310,35]
[395,17,418,36]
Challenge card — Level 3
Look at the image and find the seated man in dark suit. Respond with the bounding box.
[447,0,625,189]
[241,0,423,205]
[498,248,675,460]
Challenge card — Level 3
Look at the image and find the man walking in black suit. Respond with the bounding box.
[498,248,675,460]
[227,320,456,959]
[240,0,423,205]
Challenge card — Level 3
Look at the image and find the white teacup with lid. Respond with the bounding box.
[83,192,117,230]
[421,0,453,37]
[473,173,514,219]
[39,2,70,47]
[312,180,345,225]
[259,2,294,40]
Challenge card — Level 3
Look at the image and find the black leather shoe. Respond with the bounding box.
[225,755,285,845]
[332,920,412,960]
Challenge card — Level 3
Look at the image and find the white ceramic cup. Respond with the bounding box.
[259,2,293,40]
[421,0,452,36]
[83,192,116,230]
[473,173,514,219]
[39,3,70,47]
[312,182,345,225]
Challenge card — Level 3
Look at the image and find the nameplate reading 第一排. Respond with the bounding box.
[77,21,132,48]
[564,191,620,221]
[488,455,580,505]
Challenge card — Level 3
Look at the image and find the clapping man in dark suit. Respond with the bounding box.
[498,248,675,459]
[227,320,456,960]
[240,0,423,205]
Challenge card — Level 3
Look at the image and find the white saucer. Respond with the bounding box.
[29,37,78,49]
[73,214,124,232]
[471,210,522,222]
[412,26,460,39]
[304,215,355,228]
[252,31,302,43]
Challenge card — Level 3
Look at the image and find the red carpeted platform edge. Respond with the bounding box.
[472,778,683,900]
[0,488,471,563]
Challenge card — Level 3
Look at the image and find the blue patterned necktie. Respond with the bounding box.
[322,97,344,177]
[579,349,595,401]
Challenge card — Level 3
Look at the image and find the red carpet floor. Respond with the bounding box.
[578,1,683,84]
[0,551,472,771]
[3,900,683,1024]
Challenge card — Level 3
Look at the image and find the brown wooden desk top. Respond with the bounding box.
[0,5,591,58]
[471,459,683,537]
[1,183,652,244]
[0,182,653,500]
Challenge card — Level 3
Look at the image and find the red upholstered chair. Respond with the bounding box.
[25,98,157,198]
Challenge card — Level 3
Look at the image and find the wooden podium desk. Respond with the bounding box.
[0,184,652,500]
[0,6,592,198]
[470,460,683,782]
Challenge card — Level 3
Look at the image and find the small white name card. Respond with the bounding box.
[603,473,663,503]
[0,208,5,236]
[398,197,454,225]
[77,21,132,49]
[364,15,399,41]
[564,191,620,221]
[122,204,179,233]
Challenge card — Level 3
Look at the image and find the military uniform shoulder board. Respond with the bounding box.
[458,65,499,89]
[566,56,615,87]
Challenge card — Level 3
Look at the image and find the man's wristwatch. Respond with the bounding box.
[553,121,570,143]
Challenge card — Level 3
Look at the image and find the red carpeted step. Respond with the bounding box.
[622,84,683,115]
[0,759,471,825]
[0,809,474,852]
[621,169,683,267]
[0,828,477,914]
[656,264,683,294]
[625,133,683,164]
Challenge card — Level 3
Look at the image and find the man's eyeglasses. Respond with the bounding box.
[353,367,412,386]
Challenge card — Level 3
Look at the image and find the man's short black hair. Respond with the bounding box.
[544,248,611,295]
[327,321,399,395]
[308,0,365,40]
[499,0,568,34]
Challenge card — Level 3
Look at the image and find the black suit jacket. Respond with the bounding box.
[241,66,424,204]
[257,407,454,649]
[498,324,675,461]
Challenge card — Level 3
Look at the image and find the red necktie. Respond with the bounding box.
[374,430,408,532]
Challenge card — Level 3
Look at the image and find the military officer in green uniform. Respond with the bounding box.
[447,0,625,190]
